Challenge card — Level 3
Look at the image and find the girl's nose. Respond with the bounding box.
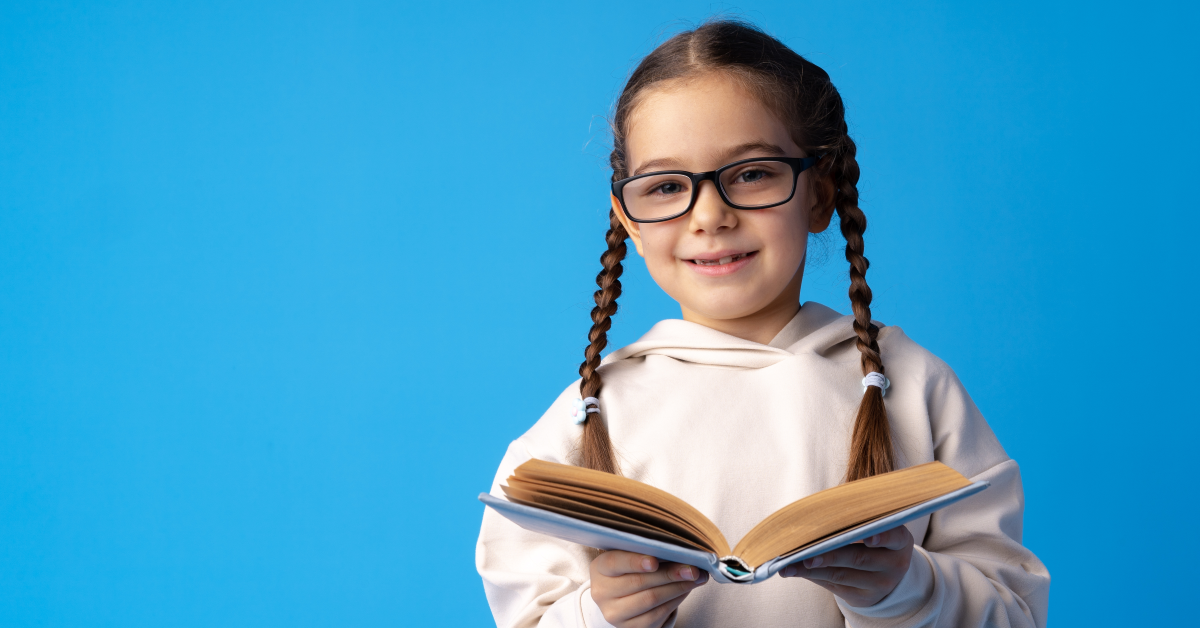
[687,180,737,233]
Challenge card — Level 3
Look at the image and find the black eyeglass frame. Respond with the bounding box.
[611,156,820,224]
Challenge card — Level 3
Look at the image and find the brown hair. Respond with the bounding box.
[576,19,893,483]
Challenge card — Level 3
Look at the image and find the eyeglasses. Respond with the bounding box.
[611,156,819,223]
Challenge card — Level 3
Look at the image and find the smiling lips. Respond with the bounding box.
[692,252,752,266]
[686,250,758,276]
[688,250,756,265]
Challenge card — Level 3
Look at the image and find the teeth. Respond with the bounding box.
[694,253,748,265]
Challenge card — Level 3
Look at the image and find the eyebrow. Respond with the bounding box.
[631,141,789,176]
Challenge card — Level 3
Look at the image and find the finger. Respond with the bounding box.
[596,551,659,578]
[802,578,877,607]
[783,563,892,590]
[860,525,913,551]
[607,563,706,598]
[608,577,706,623]
[799,545,890,572]
[627,590,690,628]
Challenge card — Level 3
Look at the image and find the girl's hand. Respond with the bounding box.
[780,525,915,608]
[589,550,708,628]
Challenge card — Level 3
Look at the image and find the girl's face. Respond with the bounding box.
[613,72,834,340]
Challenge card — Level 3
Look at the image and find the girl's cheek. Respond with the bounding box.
[639,229,679,268]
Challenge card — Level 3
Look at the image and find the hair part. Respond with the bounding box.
[577,19,894,482]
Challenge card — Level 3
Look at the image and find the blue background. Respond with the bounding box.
[2,1,1196,625]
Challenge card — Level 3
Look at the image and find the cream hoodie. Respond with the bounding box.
[476,302,1049,628]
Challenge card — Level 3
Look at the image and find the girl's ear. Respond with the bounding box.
[809,173,837,234]
[611,194,645,256]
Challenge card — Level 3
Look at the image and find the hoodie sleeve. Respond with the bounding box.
[476,440,679,628]
[477,440,587,628]
[836,351,1050,628]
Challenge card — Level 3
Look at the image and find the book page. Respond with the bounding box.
[732,461,971,568]
[505,477,717,552]
[512,459,731,556]
[501,483,713,552]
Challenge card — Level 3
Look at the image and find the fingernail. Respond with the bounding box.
[868,535,879,546]
[642,558,654,572]
[680,567,695,580]
[781,566,794,578]
[808,556,822,568]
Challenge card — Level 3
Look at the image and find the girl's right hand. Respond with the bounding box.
[588,551,708,628]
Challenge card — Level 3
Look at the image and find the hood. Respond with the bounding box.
[602,301,862,370]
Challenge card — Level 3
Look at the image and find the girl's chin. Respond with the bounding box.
[677,293,781,322]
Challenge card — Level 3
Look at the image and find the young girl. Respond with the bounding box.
[477,20,1049,628]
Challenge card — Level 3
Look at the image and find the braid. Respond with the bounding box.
[575,209,627,474]
[831,134,896,482]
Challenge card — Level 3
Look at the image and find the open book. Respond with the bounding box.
[479,459,988,584]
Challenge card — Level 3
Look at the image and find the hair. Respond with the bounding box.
[576,19,893,483]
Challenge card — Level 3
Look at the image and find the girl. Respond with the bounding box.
[477,20,1049,628]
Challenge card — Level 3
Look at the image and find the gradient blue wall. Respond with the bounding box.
[2,1,1196,625]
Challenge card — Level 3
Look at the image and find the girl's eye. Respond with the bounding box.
[735,169,769,184]
[649,181,685,196]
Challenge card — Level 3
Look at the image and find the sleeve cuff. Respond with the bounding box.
[838,546,935,621]
[581,587,615,628]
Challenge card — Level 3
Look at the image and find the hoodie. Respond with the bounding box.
[476,302,1050,628]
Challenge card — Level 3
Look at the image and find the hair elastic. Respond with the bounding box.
[571,397,601,424]
[862,372,890,397]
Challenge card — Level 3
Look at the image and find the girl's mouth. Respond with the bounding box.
[686,251,758,276]
[689,251,756,266]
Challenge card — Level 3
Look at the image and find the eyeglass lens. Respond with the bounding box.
[621,160,796,221]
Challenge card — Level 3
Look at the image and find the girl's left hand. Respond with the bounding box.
[780,525,915,608]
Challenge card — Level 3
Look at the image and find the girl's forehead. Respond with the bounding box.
[623,73,798,170]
